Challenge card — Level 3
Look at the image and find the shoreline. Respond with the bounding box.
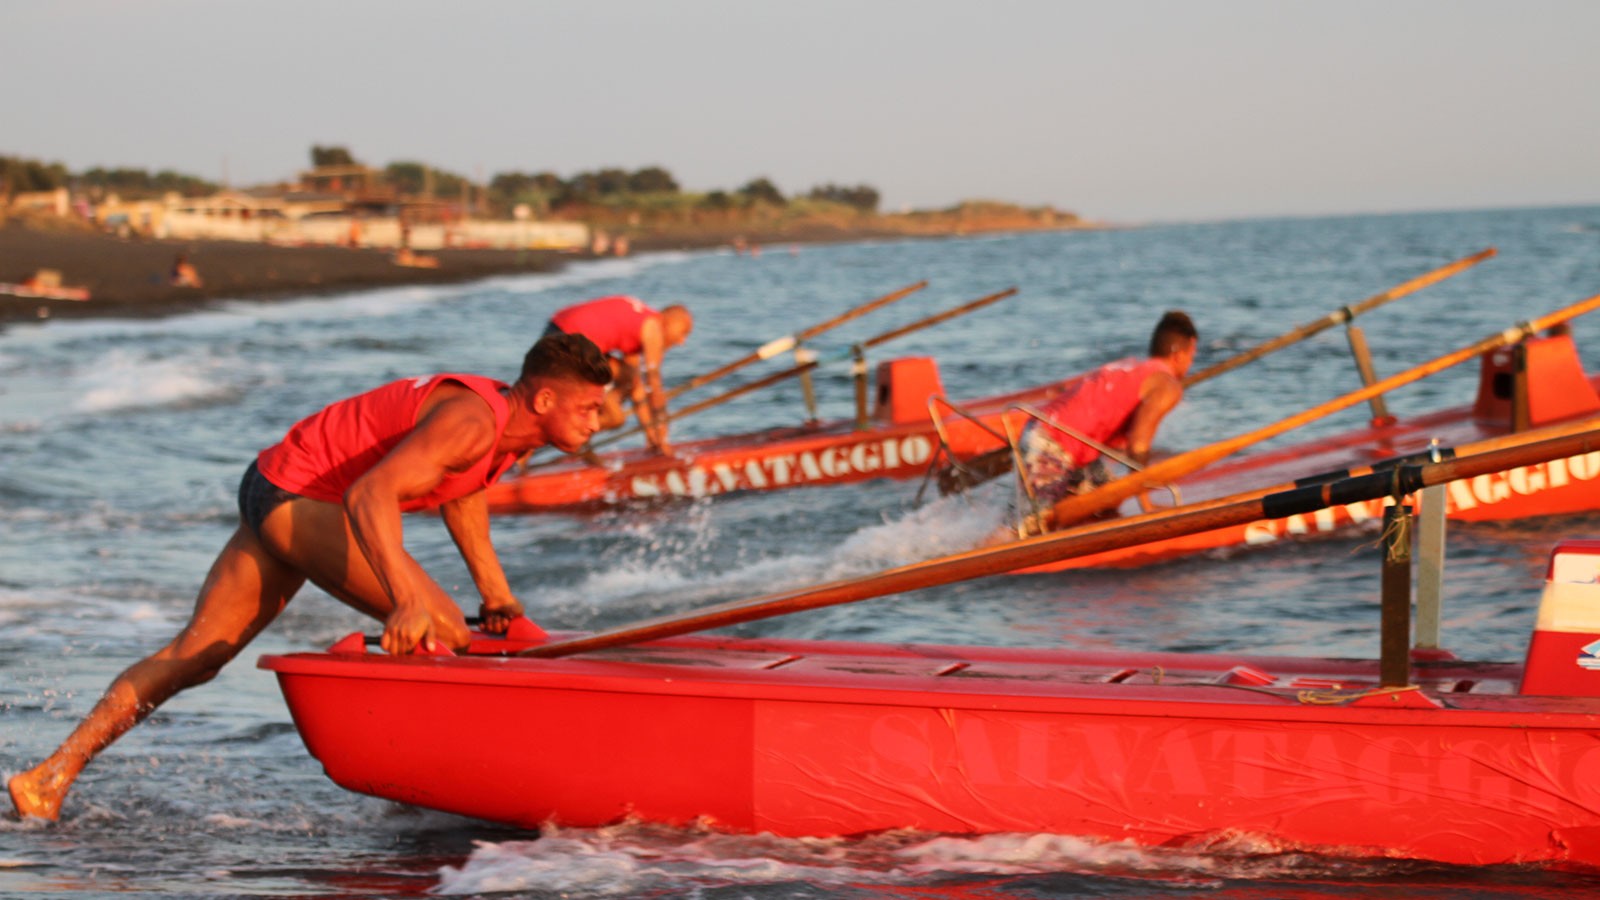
[0,219,1091,330]
[0,222,572,328]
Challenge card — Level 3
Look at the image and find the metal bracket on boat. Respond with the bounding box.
[1414,439,1448,652]
[795,344,820,424]
[1340,310,1393,425]
[915,395,1013,504]
[853,344,870,429]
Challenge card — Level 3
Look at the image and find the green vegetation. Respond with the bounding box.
[2,146,1083,239]
[0,155,70,194]
[1,153,218,199]
[807,183,880,212]
[79,168,218,198]
[310,145,357,167]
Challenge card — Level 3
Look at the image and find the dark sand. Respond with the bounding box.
[0,220,923,329]
[0,222,582,328]
[0,215,1067,329]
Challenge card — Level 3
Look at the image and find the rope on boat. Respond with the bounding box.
[1295,684,1424,705]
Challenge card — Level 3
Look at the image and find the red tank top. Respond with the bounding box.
[1037,358,1171,466]
[550,295,657,355]
[256,374,517,512]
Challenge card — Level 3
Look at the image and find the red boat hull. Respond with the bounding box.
[1022,336,1600,571]
[485,358,1070,512]
[261,626,1600,867]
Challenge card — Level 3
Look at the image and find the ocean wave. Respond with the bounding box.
[528,488,1004,631]
[434,821,1433,896]
[73,358,238,414]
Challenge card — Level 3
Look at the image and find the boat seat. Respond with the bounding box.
[875,357,945,424]
[1215,664,1277,686]
[1472,332,1600,428]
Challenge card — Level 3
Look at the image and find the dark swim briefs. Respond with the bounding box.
[237,460,302,536]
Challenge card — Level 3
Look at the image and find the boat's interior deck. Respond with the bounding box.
[462,632,1528,700]
[595,645,1520,694]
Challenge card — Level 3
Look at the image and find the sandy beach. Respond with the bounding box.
[0,221,579,328]
[0,219,947,329]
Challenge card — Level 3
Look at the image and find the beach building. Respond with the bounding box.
[159,192,292,241]
[6,188,70,217]
[149,164,589,251]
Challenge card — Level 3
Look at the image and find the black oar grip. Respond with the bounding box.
[1263,465,1428,518]
[1291,446,1456,488]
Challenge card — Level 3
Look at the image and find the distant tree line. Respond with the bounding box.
[1,153,218,199]
[0,155,71,195]
[79,168,218,198]
[313,146,880,216]
[483,166,878,215]
[0,147,884,217]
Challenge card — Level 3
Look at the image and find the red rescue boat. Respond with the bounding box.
[1020,330,1600,571]
[260,537,1600,869]
[484,357,1072,512]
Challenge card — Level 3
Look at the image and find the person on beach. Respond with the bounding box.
[1014,310,1198,534]
[8,333,612,822]
[544,295,694,455]
[170,254,203,288]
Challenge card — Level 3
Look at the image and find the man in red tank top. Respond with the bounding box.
[546,295,694,454]
[10,334,613,822]
[1017,311,1198,531]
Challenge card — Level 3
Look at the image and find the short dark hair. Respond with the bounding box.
[1149,310,1198,357]
[520,333,613,386]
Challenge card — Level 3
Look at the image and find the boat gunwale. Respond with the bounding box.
[507,376,1074,477]
[257,634,1598,728]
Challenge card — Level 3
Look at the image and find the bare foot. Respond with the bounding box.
[8,765,66,821]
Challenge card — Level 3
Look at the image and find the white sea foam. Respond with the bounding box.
[432,826,1214,896]
[71,349,235,413]
[0,586,185,642]
[539,487,1008,628]
[822,487,1009,578]
[436,828,881,896]
[435,822,1421,896]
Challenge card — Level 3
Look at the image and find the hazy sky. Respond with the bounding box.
[9,0,1598,222]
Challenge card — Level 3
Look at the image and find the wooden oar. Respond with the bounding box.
[665,280,929,401]
[521,427,1600,658]
[1183,247,1497,387]
[578,287,1020,454]
[1041,411,1600,546]
[943,400,1600,573]
[1046,291,1600,528]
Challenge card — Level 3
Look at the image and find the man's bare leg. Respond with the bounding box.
[8,496,473,821]
[261,497,473,651]
[8,525,305,821]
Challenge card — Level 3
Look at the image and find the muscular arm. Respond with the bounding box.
[343,387,497,654]
[1125,372,1184,511]
[439,490,523,632]
[634,316,671,452]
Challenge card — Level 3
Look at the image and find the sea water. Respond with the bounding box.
[7,208,1600,897]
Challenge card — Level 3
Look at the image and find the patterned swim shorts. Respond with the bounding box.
[1018,423,1111,507]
